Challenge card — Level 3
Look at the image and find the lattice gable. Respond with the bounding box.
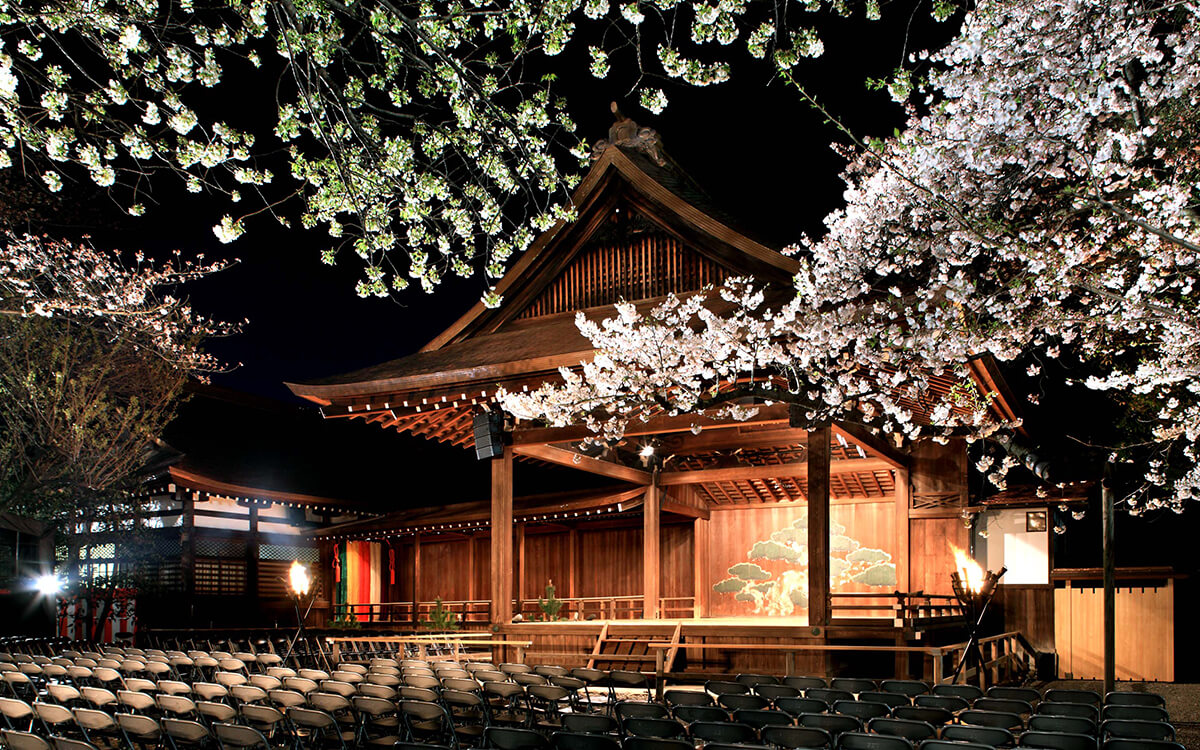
[514,230,727,320]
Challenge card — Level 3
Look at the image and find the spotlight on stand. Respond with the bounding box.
[34,574,63,596]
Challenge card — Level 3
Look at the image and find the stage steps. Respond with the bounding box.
[588,622,682,672]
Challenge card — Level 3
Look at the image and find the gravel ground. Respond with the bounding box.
[1041,679,1199,749]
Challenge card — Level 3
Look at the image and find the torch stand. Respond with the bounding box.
[950,566,1007,685]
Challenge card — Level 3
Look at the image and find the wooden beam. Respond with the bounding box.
[661,499,711,519]
[833,423,909,470]
[513,443,652,484]
[512,404,791,446]
[491,446,514,625]
[707,496,891,510]
[658,426,809,455]
[643,481,661,619]
[658,457,892,486]
[808,424,831,628]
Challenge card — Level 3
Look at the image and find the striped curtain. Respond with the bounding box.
[335,541,383,622]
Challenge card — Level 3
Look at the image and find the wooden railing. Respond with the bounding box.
[659,597,695,618]
[645,630,1036,697]
[336,595,696,625]
[829,592,965,630]
[326,634,532,664]
[931,631,1039,686]
[515,595,694,621]
[332,600,491,624]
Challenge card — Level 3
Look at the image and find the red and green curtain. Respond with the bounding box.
[334,541,383,622]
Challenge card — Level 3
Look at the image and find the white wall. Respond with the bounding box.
[978,508,1049,584]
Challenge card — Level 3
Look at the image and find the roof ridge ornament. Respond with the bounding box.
[592,101,666,166]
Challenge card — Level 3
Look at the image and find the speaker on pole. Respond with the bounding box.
[473,409,506,460]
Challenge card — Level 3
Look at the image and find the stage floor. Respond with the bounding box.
[515,616,811,626]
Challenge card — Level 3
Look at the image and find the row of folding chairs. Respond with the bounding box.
[709,677,1166,713]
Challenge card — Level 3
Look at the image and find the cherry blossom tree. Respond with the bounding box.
[1,232,233,371]
[0,0,895,306]
[501,0,1200,512]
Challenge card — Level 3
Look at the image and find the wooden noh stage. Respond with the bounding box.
[286,115,1031,681]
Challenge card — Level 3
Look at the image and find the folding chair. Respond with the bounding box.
[760,724,834,750]
[1018,730,1098,750]
[837,732,913,750]
[115,712,164,750]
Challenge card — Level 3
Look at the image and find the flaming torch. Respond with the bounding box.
[283,561,316,665]
[949,544,1006,684]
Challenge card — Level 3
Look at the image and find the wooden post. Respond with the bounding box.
[318,541,333,627]
[246,504,260,601]
[693,517,710,618]
[181,489,196,600]
[655,648,665,701]
[516,523,527,618]
[895,469,910,592]
[567,528,579,601]
[1102,469,1115,697]
[807,424,832,628]
[412,535,422,628]
[491,446,514,625]
[894,469,911,678]
[643,480,661,619]
[467,534,477,603]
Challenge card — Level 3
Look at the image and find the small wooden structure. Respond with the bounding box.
[287,119,1034,679]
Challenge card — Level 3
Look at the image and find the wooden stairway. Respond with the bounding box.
[587,622,682,673]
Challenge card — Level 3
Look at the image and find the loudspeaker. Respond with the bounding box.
[473,410,506,460]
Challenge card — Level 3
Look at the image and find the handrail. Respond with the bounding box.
[325,634,533,664]
[828,591,966,628]
[332,600,491,624]
[642,630,1035,699]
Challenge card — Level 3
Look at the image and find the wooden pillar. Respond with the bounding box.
[516,523,527,617]
[567,529,579,600]
[180,490,196,599]
[894,469,912,679]
[467,534,477,601]
[807,424,831,628]
[318,540,333,627]
[643,480,661,619]
[412,534,422,628]
[1102,469,1115,696]
[693,516,710,618]
[246,504,260,601]
[895,468,910,593]
[491,446,514,625]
